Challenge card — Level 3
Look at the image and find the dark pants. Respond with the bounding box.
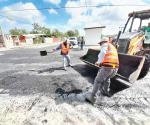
[91,67,118,97]
[80,44,83,50]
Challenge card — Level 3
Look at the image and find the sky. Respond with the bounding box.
[0,0,150,35]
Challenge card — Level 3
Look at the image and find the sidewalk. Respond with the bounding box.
[20,42,61,49]
[0,42,61,51]
[0,47,13,52]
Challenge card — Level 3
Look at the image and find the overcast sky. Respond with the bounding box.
[0,0,150,35]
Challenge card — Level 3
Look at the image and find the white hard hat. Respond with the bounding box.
[98,37,109,44]
[64,37,67,41]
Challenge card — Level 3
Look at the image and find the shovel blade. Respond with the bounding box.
[40,50,47,56]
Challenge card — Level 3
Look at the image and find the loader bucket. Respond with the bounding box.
[80,49,145,90]
[135,49,150,79]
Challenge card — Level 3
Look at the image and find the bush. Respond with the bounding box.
[33,37,44,44]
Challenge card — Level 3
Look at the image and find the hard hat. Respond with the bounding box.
[98,37,109,44]
[64,37,68,41]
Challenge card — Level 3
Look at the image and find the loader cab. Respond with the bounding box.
[115,33,133,54]
[115,31,144,55]
[142,25,150,48]
[115,10,150,55]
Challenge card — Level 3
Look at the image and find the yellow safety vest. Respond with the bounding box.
[102,43,119,68]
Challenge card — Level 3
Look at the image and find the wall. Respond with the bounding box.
[26,37,33,45]
[53,38,60,43]
[12,36,20,46]
[44,38,53,43]
[3,35,14,48]
[0,35,4,47]
[84,28,103,45]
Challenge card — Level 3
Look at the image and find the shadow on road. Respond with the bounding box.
[71,64,98,84]
[37,67,66,73]
[71,64,128,95]
[55,88,82,96]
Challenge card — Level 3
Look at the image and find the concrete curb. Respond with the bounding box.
[0,42,61,51]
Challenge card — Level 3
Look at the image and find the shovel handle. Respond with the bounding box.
[47,51,53,53]
[47,50,56,53]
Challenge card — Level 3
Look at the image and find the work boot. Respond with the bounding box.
[101,88,112,97]
[102,91,111,97]
[63,67,67,71]
[95,96,107,106]
[68,64,72,67]
[85,93,96,104]
[95,96,115,106]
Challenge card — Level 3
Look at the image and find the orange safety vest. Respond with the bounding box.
[102,43,119,68]
[61,43,70,55]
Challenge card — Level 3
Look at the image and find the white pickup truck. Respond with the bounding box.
[68,37,78,46]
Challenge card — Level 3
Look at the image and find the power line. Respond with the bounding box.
[0,4,150,12]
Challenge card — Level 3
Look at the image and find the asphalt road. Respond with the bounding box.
[0,45,150,125]
[0,45,93,95]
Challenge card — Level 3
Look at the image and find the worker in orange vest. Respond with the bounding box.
[85,37,119,104]
[52,40,72,70]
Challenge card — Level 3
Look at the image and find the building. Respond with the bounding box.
[19,34,60,45]
[0,35,4,47]
[84,26,106,45]
[0,34,14,48]
[0,27,14,48]
[11,35,20,46]
[19,34,43,45]
[0,33,61,48]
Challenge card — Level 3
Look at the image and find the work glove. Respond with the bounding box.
[95,62,101,67]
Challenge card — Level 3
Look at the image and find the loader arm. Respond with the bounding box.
[127,35,144,55]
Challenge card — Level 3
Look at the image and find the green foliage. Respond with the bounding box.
[33,37,44,44]
[66,30,74,37]
[9,27,28,35]
[65,29,79,37]
[30,23,51,36]
[30,23,41,34]
[51,29,64,38]
[9,23,80,39]
[74,29,79,36]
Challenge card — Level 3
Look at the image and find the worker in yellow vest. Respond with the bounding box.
[85,37,119,104]
[52,40,72,70]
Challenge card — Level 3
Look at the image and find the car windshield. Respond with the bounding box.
[69,38,75,40]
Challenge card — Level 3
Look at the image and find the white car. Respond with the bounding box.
[68,37,78,46]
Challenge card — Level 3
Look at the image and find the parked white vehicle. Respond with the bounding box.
[68,37,78,46]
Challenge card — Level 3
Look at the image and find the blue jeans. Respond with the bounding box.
[62,54,71,69]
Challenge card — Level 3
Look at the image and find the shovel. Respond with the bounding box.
[40,50,53,56]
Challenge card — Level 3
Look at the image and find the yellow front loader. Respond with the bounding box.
[80,9,150,95]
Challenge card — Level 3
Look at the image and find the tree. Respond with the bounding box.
[9,27,28,35]
[66,30,74,37]
[30,23,41,34]
[30,23,51,36]
[65,29,79,37]
[74,29,79,36]
[51,29,63,38]
[42,28,51,36]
